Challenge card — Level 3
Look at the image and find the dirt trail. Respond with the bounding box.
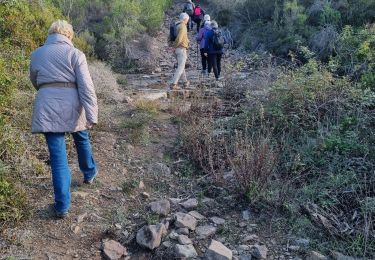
[1,1,289,260]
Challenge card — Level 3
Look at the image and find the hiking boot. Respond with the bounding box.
[183,81,190,88]
[84,171,98,185]
[201,70,207,75]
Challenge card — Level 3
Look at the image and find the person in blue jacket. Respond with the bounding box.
[203,21,224,81]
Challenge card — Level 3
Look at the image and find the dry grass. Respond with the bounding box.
[132,99,161,115]
[89,61,123,104]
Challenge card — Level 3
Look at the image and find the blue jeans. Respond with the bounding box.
[44,130,97,213]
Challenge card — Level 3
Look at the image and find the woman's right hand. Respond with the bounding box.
[86,122,94,129]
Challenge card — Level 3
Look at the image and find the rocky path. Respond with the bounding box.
[0,1,350,260]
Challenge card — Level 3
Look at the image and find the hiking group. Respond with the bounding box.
[168,0,226,90]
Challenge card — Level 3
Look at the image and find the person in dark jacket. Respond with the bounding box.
[183,0,195,31]
[192,4,205,32]
[204,21,224,81]
[196,20,211,75]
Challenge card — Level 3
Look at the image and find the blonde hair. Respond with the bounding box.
[48,20,74,40]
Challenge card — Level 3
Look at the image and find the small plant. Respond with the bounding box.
[144,213,160,225]
[121,179,138,194]
[122,112,153,144]
[0,175,27,224]
[133,99,161,115]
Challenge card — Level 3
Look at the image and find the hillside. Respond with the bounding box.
[0,0,374,259]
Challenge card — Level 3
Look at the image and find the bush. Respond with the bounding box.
[53,0,172,70]
[332,24,375,88]
[0,0,66,227]
[0,163,27,224]
[179,58,375,256]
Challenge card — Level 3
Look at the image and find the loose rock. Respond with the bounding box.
[331,251,356,260]
[176,228,189,235]
[294,238,310,248]
[169,198,183,205]
[242,234,259,243]
[76,213,87,224]
[72,191,89,199]
[174,244,198,258]
[177,234,192,245]
[179,198,198,210]
[174,212,197,231]
[162,241,173,248]
[188,211,205,220]
[138,181,145,189]
[195,225,217,239]
[210,216,226,225]
[242,210,251,221]
[306,251,328,260]
[141,192,150,199]
[238,245,251,251]
[149,199,170,216]
[102,240,128,260]
[168,230,179,240]
[206,239,233,260]
[136,223,166,250]
[251,245,268,259]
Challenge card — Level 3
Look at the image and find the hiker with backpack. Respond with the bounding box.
[204,20,225,81]
[196,20,211,76]
[192,4,205,33]
[168,13,190,90]
[183,0,195,31]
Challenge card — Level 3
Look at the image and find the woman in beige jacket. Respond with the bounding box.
[30,20,98,218]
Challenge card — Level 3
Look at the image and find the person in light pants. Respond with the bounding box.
[170,13,190,90]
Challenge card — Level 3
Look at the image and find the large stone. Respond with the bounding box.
[250,245,268,259]
[174,244,198,258]
[180,198,198,210]
[174,212,197,231]
[177,235,192,245]
[149,199,170,216]
[306,251,328,260]
[136,224,166,250]
[102,240,128,260]
[206,240,233,260]
[196,225,217,239]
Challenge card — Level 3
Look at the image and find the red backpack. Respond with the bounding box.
[194,6,202,17]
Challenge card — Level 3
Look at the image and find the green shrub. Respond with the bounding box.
[0,164,27,223]
[332,24,375,88]
[0,0,67,227]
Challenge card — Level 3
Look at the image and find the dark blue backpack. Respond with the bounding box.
[169,22,179,42]
[212,29,225,50]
